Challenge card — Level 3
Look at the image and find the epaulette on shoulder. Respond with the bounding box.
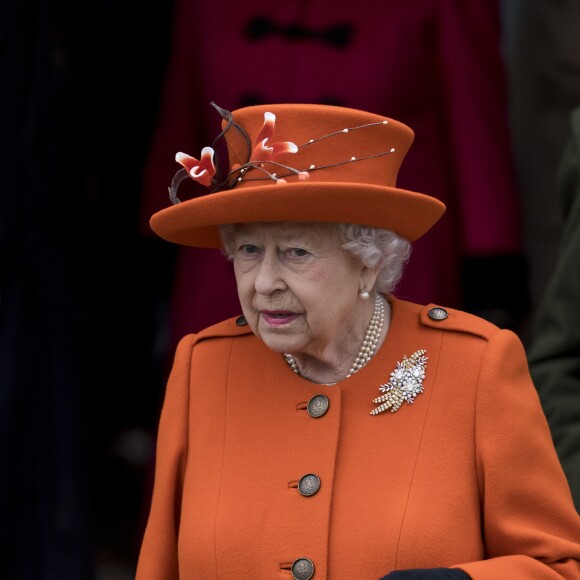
[419,303,501,341]
[194,314,253,343]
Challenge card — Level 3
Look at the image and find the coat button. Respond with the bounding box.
[298,474,321,497]
[235,315,248,326]
[428,307,448,321]
[291,557,315,579]
[307,394,329,418]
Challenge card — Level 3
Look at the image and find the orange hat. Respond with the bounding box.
[150,102,446,248]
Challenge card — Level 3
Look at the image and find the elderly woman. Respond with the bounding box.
[136,103,580,579]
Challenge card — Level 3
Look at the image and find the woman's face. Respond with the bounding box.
[232,222,372,357]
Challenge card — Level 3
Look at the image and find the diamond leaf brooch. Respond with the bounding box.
[370,349,428,415]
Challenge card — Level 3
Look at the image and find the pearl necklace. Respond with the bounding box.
[284,294,386,380]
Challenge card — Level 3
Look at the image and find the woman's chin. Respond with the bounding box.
[258,328,305,354]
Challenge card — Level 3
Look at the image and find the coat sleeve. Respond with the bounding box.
[527,105,580,511]
[135,333,196,579]
[453,329,580,579]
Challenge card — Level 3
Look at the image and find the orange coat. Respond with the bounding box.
[136,297,580,579]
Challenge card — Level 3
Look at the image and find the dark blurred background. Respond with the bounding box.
[1,1,174,577]
[2,0,579,578]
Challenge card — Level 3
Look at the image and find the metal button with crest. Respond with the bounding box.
[307,394,329,418]
[291,557,315,580]
[298,474,321,497]
[428,307,448,321]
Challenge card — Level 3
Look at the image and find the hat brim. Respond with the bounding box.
[150,182,446,248]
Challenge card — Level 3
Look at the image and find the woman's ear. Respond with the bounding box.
[360,264,380,295]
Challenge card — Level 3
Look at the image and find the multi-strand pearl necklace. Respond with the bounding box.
[284,294,386,380]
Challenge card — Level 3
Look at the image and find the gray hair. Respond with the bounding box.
[219,222,411,295]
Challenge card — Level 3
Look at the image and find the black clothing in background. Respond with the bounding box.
[0,0,173,577]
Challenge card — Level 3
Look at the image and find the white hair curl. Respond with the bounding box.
[219,222,411,295]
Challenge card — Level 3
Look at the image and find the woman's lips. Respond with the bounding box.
[261,311,299,326]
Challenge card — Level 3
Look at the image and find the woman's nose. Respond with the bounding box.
[254,252,286,295]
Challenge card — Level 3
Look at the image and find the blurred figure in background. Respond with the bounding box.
[503,0,580,512]
[503,0,580,337]
[140,0,528,357]
[527,104,580,512]
[1,2,92,577]
[2,0,173,577]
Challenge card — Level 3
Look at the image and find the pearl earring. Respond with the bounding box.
[359,290,370,300]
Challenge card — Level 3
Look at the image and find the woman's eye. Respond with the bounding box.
[239,244,259,255]
[288,248,309,258]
